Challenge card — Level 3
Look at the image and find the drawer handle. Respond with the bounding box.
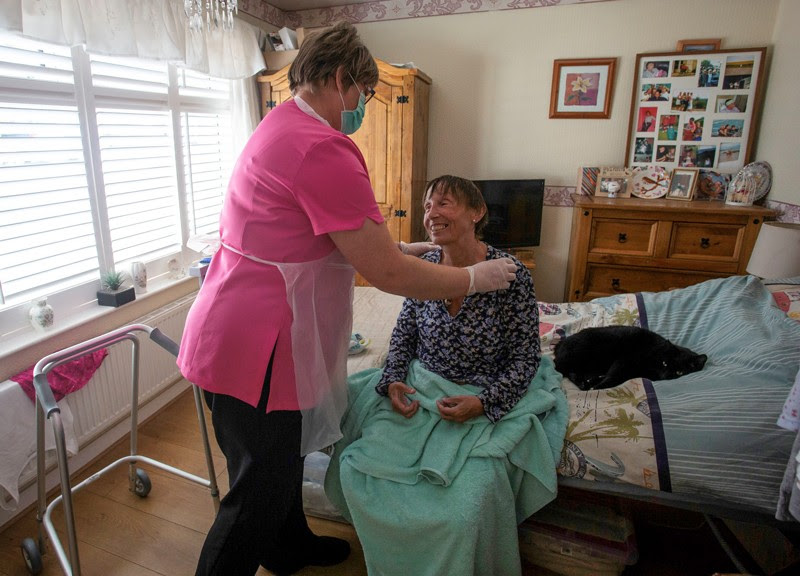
[700,237,710,249]
[611,278,622,292]
[618,233,627,244]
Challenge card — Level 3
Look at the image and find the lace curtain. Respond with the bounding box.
[0,0,266,80]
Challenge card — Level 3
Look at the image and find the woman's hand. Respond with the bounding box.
[398,241,437,256]
[388,381,419,418]
[436,395,483,422]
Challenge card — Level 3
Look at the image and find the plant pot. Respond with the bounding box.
[97,286,136,308]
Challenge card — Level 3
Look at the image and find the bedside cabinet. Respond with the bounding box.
[564,195,775,302]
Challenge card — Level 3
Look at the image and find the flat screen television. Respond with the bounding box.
[473,179,544,249]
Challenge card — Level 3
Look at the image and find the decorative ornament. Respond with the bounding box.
[29,297,54,332]
[726,167,758,206]
[131,261,147,294]
[184,0,238,32]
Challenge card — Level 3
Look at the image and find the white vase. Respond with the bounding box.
[131,261,147,294]
[29,298,54,332]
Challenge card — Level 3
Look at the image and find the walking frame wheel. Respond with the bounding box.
[21,537,43,575]
[132,468,152,497]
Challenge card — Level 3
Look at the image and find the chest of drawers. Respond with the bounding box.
[564,195,774,301]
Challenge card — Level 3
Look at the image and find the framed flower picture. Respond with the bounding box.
[549,58,617,119]
[625,47,766,175]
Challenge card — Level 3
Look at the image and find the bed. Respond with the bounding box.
[346,274,800,524]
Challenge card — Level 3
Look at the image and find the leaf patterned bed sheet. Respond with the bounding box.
[539,294,663,491]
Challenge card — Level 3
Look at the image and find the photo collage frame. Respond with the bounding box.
[625,47,766,175]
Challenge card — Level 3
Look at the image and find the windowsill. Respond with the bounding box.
[0,276,199,382]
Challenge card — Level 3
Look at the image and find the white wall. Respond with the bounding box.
[354,0,790,301]
[758,0,800,203]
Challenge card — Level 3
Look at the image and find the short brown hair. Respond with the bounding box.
[424,175,489,238]
[288,22,378,92]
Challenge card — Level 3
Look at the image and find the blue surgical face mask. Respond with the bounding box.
[339,74,366,135]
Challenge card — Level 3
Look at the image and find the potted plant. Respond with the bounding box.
[97,269,136,307]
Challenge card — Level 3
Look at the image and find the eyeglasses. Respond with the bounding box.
[349,72,376,104]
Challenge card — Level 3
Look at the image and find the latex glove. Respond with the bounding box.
[388,381,419,418]
[398,241,438,257]
[466,257,517,294]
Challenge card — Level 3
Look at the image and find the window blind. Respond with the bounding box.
[90,54,183,267]
[179,70,233,236]
[0,34,235,327]
[0,39,97,306]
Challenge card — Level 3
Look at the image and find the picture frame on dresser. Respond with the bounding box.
[666,167,698,201]
[625,47,767,175]
[549,58,616,119]
[595,166,632,198]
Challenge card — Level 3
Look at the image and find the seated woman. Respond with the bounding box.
[325,175,568,576]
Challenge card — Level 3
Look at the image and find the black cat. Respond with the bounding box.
[553,326,707,390]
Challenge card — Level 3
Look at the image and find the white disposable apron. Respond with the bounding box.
[221,242,355,455]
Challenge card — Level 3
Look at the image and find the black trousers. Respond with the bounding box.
[195,354,312,576]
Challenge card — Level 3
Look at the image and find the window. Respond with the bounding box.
[0,35,233,334]
[178,70,233,235]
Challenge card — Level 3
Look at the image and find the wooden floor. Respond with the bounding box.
[0,387,746,575]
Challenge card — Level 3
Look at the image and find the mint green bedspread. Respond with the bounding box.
[325,356,568,576]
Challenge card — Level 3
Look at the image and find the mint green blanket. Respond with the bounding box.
[325,356,568,576]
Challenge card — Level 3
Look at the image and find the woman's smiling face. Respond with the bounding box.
[423,188,480,246]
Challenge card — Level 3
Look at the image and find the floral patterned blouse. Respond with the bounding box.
[376,245,541,422]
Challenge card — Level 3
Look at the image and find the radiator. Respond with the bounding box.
[67,293,195,447]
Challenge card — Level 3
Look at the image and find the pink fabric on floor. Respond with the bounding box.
[11,349,109,403]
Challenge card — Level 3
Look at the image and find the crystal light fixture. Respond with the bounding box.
[184,0,238,31]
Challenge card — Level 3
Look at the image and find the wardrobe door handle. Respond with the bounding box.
[618,233,627,244]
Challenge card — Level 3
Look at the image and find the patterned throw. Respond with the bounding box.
[11,349,108,403]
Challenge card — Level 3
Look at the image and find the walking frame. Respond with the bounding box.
[19,324,220,576]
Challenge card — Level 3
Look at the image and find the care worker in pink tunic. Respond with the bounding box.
[177,22,517,576]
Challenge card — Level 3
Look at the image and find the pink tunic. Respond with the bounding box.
[177,99,384,412]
